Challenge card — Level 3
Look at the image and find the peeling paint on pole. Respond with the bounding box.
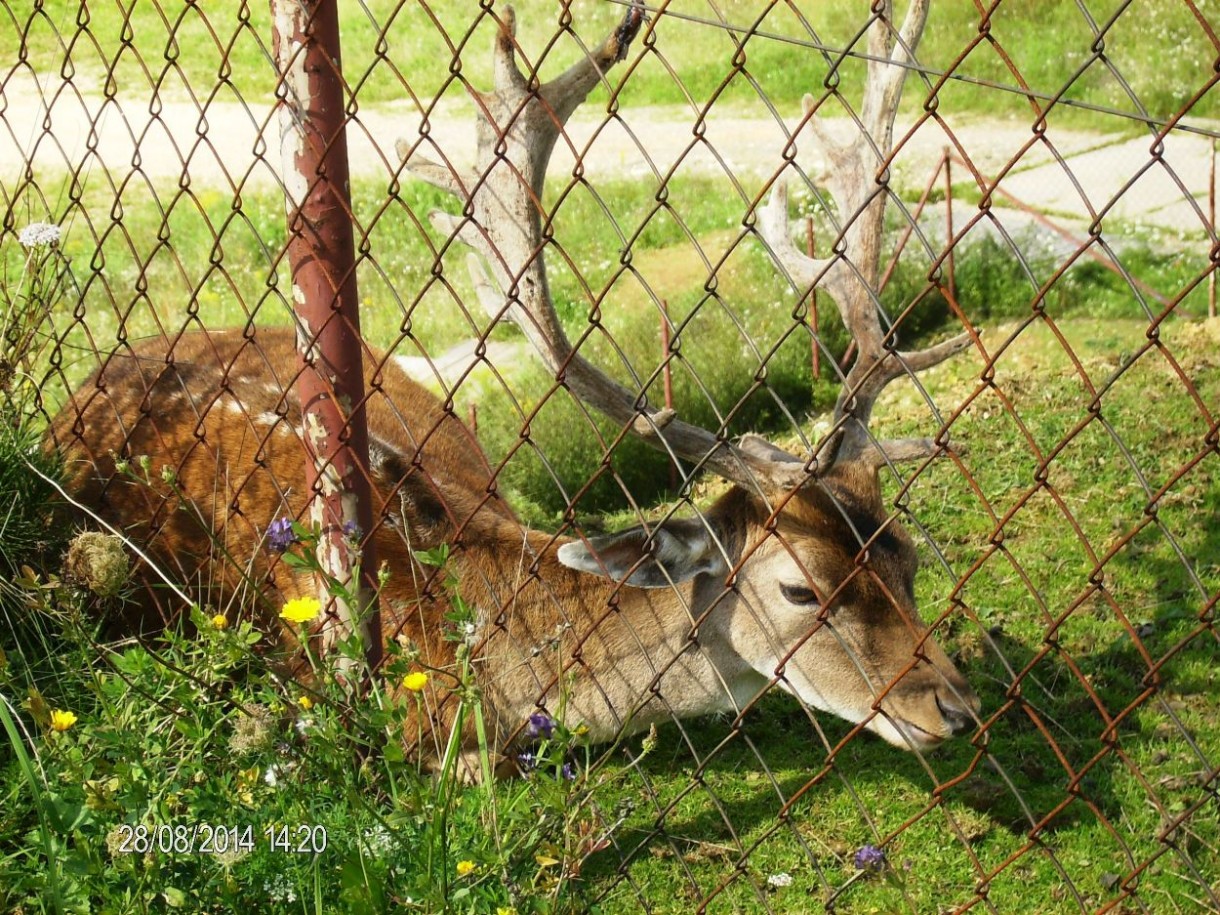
[271,0,381,681]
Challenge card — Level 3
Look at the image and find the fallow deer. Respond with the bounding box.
[47,1,979,766]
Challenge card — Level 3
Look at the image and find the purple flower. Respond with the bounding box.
[342,520,362,542]
[267,518,298,553]
[525,711,555,740]
[853,844,886,872]
[516,751,537,774]
[560,761,576,781]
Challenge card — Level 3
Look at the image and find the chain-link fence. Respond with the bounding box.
[2,1,1217,912]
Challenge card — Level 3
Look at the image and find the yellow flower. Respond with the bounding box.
[49,709,77,732]
[279,596,321,624]
[297,695,313,710]
[455,859,476,877]
[497,908,518,915]
[211,614,229,630]
[402,671,429,692]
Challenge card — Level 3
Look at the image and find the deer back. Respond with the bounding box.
[47,327,510,650]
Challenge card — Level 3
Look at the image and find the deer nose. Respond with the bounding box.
[937,688,981,737]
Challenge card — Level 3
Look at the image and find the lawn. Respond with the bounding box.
[2,309,1217,912]
[4,1,1216,124]
[2,153,1216,915]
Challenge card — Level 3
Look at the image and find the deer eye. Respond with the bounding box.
[779,583,820,607]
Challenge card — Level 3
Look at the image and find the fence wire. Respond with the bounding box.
[2,1,1218,912]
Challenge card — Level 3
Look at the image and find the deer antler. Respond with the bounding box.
[758,0,972,469]
[397,3,812,496]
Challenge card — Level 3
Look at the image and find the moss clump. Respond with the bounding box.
[64,532,130,598]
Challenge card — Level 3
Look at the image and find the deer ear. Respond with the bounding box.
[556,518,728,589]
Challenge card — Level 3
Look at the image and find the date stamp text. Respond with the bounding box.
[114,823,328,855]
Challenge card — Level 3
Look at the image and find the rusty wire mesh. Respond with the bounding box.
[3,0,1219,912]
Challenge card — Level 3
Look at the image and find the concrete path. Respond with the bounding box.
[2,74,1214,235]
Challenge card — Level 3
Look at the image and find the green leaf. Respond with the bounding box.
[412,544,450,568]
[48,797,89,833]
[281,551,313,570]
[163,886,187,907]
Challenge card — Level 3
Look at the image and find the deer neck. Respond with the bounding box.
[452,523,755,744]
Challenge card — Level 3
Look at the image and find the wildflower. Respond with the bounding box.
[497,908,519,915]
[516,751,537,774]
[342,519,361,542]
[767,872,793,888]
[279,596,320,625]
[266,518,298,553]
[229,705,274,753]
[363,824,393,856]
[214,845,251,867]
[561,761,576,781]
[455,859,476,877]
[297,695,313,710]
[854,844,886,872]
[211,614,229,630]
[525,711,555,740]
[49,709,77,732]
[402,671,429,691]
[19,222,61,249]
[105,826,130,858]
[264,874,297,904]
[64,532,129,598]
[295,716,312,736]
[264,765,281,788]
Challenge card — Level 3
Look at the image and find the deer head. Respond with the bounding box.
[399,1,980,750]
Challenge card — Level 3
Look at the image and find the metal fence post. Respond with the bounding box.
[270,0,381,681]
[660,299,676,492]
[1210,139,1217,319]
[805,216,820,379]
[944,145,956,304]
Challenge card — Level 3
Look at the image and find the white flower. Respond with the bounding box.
[363,824,393,855]
[295,715,312,735]
[767,872,793,888]
[264,765,281,787]
[264,874,297,903]
[18,222,61,249]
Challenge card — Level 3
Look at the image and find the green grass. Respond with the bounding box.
[3,315,1217,912]
[552,316,1220,913]
[4,1,1215,124]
